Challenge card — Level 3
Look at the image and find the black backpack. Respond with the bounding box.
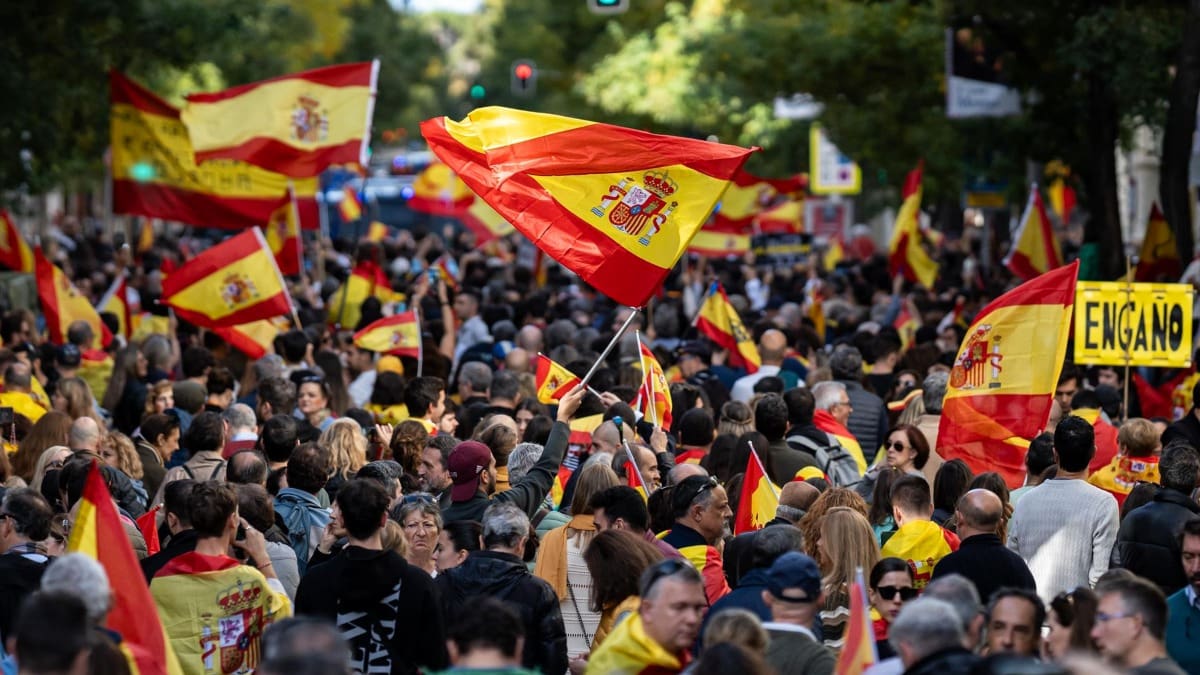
[786,432,861,488]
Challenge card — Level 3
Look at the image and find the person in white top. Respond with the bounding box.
[730,330,787,403]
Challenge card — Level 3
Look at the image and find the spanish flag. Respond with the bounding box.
[408,163,474,215]
[0,210,34,273]
[131,313,172,342]
[211,318,286,359]
[35,250,113,349]
[824,235,845,272]
[339,186,364,223]
[365,220,389,242]
[97,273,133,340]
[687,228,750,259]
[893,304,919,351]
[1135,203,1181,281]
[109,72,319,231]
[353,311,421,357]
[421,107,754,308]
[625,449,650,500]
[813,409,867,474]
[937,261,1079,487]
[535,353,582,405]
[733,446,779,534]
[887,161,938,288]
[1046,172,1076,225]
[264,190,302,276]
[459,197,514,244]
[636,336,672,430]
[436,256,460,291]
[181,61,379,177]
[1004,185,1063,281]
[755,199,804,234]
[695,281,760,373]
[327,259,403,329]
[835,569,878,675]
[69,463,183,675]
[161,228,294,329]
[710,169,778,232]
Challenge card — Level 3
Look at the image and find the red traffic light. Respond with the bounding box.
[514,63,534,80]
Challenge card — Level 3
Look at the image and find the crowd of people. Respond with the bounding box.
[0,217,1198,675]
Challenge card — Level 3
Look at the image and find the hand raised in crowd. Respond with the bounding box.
[597,391,623,409]
[374,423,394,448]
[556,385,587,423]
[232,518,275,579]
[649,426,668,454]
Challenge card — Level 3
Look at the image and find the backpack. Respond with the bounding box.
[787,432,861,488]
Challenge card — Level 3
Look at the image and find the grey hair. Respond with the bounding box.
[584,451,613,471]
[223,403,257,433]
[68,417,101,449]
[829,345,864,381]
[142,334,173,371]
[923,573,983,633]
[41,554,111,624]
[507,443,544,483]
[458,362,493,393]
[481,502,530,549]
[668,463,709,486]
[922,372,949,414]
[1159,444,1200,494]
[889,597,965,664]
[811,381,847,412]
[254,354,285,381]
[393,498,442,532]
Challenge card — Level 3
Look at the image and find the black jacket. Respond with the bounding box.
[1161,413,1200,450]
[140,529,199,583]
[295,546,448,675]
[1111,488,1200,594]
[904,646,980,675]
[837,380,888,460]
[764,438,817,486]
[0,553,47,645]
[930,533,1036,605]
[441,420,568,525]
[435,550,566,675]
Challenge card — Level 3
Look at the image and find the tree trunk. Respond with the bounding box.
[1160,0,1200,260]
[1081,72,1125,280]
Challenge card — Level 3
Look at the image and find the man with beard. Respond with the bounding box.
[418,434,457,510]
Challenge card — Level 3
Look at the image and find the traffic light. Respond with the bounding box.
[588,0,628,15]
[511,60,537,97]
[469,84,487,100]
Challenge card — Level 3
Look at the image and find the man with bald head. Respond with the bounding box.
[515,325,543,354]
[68,416,102,454]
[731,329,792,403]
[590,420,633,457]
[931,489,1035,604]
[764,481,820,527]
[504,347,531,374]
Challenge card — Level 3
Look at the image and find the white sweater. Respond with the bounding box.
[1007,478,1119,602]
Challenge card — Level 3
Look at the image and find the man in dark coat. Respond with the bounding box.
[932,489,1035,604]
[1162,380,1200,449]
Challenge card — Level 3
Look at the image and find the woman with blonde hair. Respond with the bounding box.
[798,486,869,560]
[31,446,71,493]
[535,462,620,658]
[99,432,147,509]
[52,377,100,424]
[703,608,769,656]
[817,506,881,653]
[379,519,409,559]
[12,411,71,482]
[319,418,367,501]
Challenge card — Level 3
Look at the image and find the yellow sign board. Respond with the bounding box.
[1073,282,1194,367]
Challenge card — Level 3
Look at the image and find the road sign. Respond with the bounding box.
[809,124,861,195]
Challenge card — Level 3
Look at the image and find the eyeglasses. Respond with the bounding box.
[833,400,852,409]
[889,442,909,452]
[876,586,919,601]
[640,558,692,596]
[1095,611,1136,623]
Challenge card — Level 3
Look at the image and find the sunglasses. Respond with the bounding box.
[684,476,720,506]
[876,586,918,601]
[889,442,909,451]
[402,493,436,506]
[641,558,692,596]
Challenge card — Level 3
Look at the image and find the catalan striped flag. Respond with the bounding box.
[695,281,760,373]
[264,189,303,276]
[181,61,379,177]
[408,162,474,215]
[1004,185,1063,281]
[535,353,581,405]
[421,107,754,308]
[0,210,34,273]
[35,250,113,349]
[636,335,672,430]
[887,161,938,288]
[733,444,779,534]
[835,568,878,675]
[813,409,867,475]
[339,186,364,223]
[97,272,133,340]
[353,311,421,357]
[938,261,1079,487]
[69,463,183,675]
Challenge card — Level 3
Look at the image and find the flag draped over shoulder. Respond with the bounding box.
[887,161,938,288]
[408,163,474,215]
[636,336,672,430]
[181,61,379,177]
[535,353,582,404]
[421,107,754,307]
[69,464,183,675]
[695,282,760,373]
[1004,186,1063,281]
[97,273,133,340]
[1135,203,1181,281]
[734,448,779,534]
[938,261,1079,487]
[161,228,293,329]
[35,250,113,349]
[813,409,868,475]
[354,311,420,357]
[109,72,318,230]
[0,210,34,273]
[264,190,302,276]
[835,570,878,675]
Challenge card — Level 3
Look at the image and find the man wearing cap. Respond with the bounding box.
[761,551,836,675]
[662,474,733,604]
[676,340,729,411]
[440,385,583,525]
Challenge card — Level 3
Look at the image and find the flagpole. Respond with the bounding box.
[747,441,780,499]
[612,414,650,493]
[636,330,657,426]
[415,305,424,378]
[578,307,640,389]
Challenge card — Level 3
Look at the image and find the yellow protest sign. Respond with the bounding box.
[1073,281,1194,367]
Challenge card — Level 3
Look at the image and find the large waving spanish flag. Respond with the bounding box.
[938,261,1079,487]
[110,72,319,230]
[1004,186,1063,281]
[695,282,760,373]
[35,250,113,348]
[0,210,34,273]
[161,228,294,329]
[69,463,183,675]
[264,189,302,276]
[734,446,779,534]
[535,353,582,404]
[636,336,672,430]
[181,61,379,177]
[354,311,421,357]
[1135,203,1181,281]
[887,161,938,288]
[408,163,474,215]
[459,197,514,244]
[421,107,754,308]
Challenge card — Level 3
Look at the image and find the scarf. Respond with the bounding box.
[586,610,686,675]
[534,514,594,600]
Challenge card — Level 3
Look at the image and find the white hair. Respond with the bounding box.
[41,553,111,624]
[223,403,257,433]
[811,381,847,411]
[507,443,543,483]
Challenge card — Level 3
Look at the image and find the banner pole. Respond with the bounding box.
[416,306,424,378]
[1123,255,1134,420]
[579,308,640,389]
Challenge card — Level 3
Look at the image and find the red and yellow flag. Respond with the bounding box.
[69,463,183,675]
[97,273,133,340]
[624,446,650,500]
[813,409,868,474]
[354,311,421,357]
[181,61,379,177]
[459,197,514,244]
[636,336,672,430]
[734,446,779,534]
[339,187,363,223]
[1047,175,1076,225]
[264,190,302,276]
[1135,203,1181,281]
[211,318,286,360]
[0,210,34,273]
[710,169,779,232]
[535,353,582,405]
[835,569,878,675]
[687,228,750,259]
[824,235,845,272]
[938,261,1079,487]
[35,250,113,348]
[1004,186,1063,281]
[408,163,474,215]
[161,228,293,329]
[755,199,805,234]
[436,256,460,291]
[365,220,388,242]
[888,161,938,288]
[327,259,403,329]
[421,107,754,308]
[695,282,760,373]
[109,72,318,230]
